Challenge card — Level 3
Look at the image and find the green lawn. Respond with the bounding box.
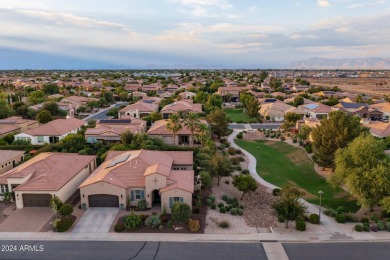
[235,139,359,212]
[224,108,254,123]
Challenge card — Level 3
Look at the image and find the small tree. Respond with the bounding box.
[210,152,234,186]
[50,196,63,218]
[121,131,134,145]
[3,191,12,204]
[233,174,258,200]
[59,204,73,218]
[199,171,212,189]
[36,110,53,124]
[60,134,86,152]
[171,202,191,223]
[272,184,306,228]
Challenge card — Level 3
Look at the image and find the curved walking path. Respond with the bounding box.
[228,130,348,238]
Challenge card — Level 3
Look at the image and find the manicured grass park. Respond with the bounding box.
[235,139,359,212]
[224,108,254,123]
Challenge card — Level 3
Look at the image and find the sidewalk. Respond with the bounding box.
[228,130,346,237]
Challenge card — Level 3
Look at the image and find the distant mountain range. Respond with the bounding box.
[290,57,390,70]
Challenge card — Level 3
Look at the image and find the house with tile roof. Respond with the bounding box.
[369,102,390,119]
[0,150,25,176]
[29,102,75,117]
[300,103,332,119]
[332,102,370,118]
[259,100,305,122]
[147,119,206,146]
[217,86,251,102]
[160,99,202,119]
[85,118,147,144]
[14,118,85,145]
[361,119,390,138]
[0,116,39,138]
[118,99,159,119]
[61,96,99,110]
[79,150,194,213]
[0,153,96,208]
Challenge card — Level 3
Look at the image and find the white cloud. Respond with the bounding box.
[317,0,330,7]
[167,0,233,9]
[348,0,386,9]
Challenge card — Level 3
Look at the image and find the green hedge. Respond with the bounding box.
[0,145,44,151]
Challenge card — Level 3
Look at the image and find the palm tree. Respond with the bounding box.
[184,113,199,146]
[196,123,209,148]
[166,114,182,145]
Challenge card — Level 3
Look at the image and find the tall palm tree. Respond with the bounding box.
[184,113,199,146]
[166,114,182,145]
[196,123,209,148]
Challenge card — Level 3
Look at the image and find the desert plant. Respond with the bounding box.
[225,180,230,185]
[386,222,390,231]
[59,204,73,217]
[354,224,363,232]
[371,224,378,232]
[227,197,234,204]
[219,221,230,228]
[187,219,200,232]
[361,217,369,223]
[124,213,142,230]
[363,223,371,232]
[211,204,216,210]
[278,215,285,222]
[345,214,358,223]
[167,219,174,229]
[377,220,385,231]
[335,214,346,223]
[159,225,164,230]
[324,209,336,218]
[114,224,125,233]
[371,213,379,223]
[218,202,224,208]
[296,220,306,231]
[242,169,249,175]
[206,199,212,206]
[137,199,148,210]
[208,195,216,203]
[272,188,281,196]
[309,214,320,224]
[336,206,348,215]
[238,209,244,216]
[145,214,161,228]
[381,209,390,218]
[228,147,236,155]
[171,202,191,223]
[222,195,228,201]
[230,208,238,216]
[220,207,227,214]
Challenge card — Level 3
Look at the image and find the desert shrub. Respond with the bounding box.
[206,199,212,206]
[237,132,243,139]
[239,205,244,209]
[220,207,227,214]
[228,147,236,155]
[354,224,363,232]
[211,204,216,210]
[381,210,390,218]
[272,188,281,196]
[225,205,231,211]
[137,199,148,210]
[361,217,369,223]
[167,220,173,229]
[124,213,142,230]
[371,213,379,223]
[145,215,161,228]
[345,214,358,223]
[231,208,238,216]
[139,214,149,222]
[236,149,242,154]
[219,221,230,228]
[296,220,306,231]
[222,195,228,201]
[363,223,371,232]
[231,157,240,165]
[309,214,320,224]
[225,180,230,185]
[371,224,378,232]
[114,224,125,232]
[304,144,312,154]
[386,222,390,231]
[336,206,348,215]
[187,219,200,232]
[59,204,73,217]
[238,209,244,216]
[280,136,285,141]
[208,195,216,203]
[227,197,234,204]
[235,166,242,171]
[218,202,224,208]
[377,220,385,231]
[159,225,164,230]
[56,217,74,232]
[324,209,336,218]
[292,138,297,143]
[335,214,346,223]
[242,169,249,175]
[277,215,285,222]
[171,202,191,223]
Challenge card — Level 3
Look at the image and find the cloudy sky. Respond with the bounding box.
[0,0,389,69]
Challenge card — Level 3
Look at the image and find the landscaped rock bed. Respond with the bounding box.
[242,185,277,228]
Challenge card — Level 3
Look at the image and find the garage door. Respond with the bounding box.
[23,194,52,207]
[88,194,119,207]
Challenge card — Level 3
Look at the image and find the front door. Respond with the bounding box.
[152,190,161,206]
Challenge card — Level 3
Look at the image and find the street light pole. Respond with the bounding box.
[318,190,324,223]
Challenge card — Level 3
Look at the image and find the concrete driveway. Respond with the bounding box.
[0,207,53,232]
[72,208,119,233]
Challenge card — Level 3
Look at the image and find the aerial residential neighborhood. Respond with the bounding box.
[1,0,390,259]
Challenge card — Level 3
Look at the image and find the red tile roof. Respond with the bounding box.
[23,118,85,136]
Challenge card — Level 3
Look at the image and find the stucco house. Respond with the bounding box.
[160,100,202,119]
[29,102,75,117]
[369,102,390,119]
[259,100,305,122]
[85,118,147,144]
[361,119,390,138]
[0,153,96,208]
[300,103,332,119]
[332,102,370,118]
[0,150,25,176]
[0,116,39,138]
[217,86,251,102]
[14,118,85,145]
[147,119,206,146]
[79,150,194,213]
[61,96,99,110]
[118,99,159,119]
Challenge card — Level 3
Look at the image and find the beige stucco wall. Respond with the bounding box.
[80,182,126,208]
[0,154,24,175]
[160,188,192,214]
[127,187,146,207]
[145,173,167,207]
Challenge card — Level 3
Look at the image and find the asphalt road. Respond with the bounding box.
[283,242,390,260]
[86,102,128,121]
[229,123,283,130]
[0,241,266,260]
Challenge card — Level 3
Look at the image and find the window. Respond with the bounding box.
[173,197,180,202]
[37,136,44,143]
[0,185,9,194]
[169,196,183,208]
[130,190,145,201]
[135,190,141,200]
